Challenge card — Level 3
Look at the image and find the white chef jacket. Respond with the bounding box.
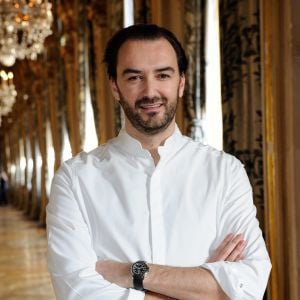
[47,125,271,300]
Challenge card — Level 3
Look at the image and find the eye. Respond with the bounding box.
[127,75,143,82]
[157,73,171,80]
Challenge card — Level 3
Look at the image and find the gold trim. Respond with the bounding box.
[261,0,279,298]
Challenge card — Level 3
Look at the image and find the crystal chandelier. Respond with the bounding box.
[0,70,17,126]
[0,0,53,67]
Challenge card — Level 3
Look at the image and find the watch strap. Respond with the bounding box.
[133,274,145,291]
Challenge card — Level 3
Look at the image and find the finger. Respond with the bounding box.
[207,233,244,263]
[211,234,234,258]
[237,254,244,261]
[217,234,244,261]
[207,234,234,262]
[234,253,244,262]
[217,233,234,251]
[226,240,247,262]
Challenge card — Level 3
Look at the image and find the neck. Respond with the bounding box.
[125,120,176,165]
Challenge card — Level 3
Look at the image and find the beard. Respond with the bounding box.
[118,93,178,136]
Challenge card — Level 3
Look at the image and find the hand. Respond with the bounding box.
[207,233,246,263]
[95,260,131,288]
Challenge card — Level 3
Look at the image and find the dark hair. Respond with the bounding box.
[103,24,188,80]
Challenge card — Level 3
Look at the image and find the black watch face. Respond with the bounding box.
[132,261,149,275]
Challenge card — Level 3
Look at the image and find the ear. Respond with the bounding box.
[178,74,186,98]
[109,79,120,101]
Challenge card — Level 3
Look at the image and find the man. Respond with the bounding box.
[47,24,271,299]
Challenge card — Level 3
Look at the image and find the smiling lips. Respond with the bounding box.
[139,102,163,113]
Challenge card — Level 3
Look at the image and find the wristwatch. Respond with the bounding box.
[131,260,149,291]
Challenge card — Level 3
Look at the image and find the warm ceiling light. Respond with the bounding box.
[0,0,53,67]
[0,70,17,126]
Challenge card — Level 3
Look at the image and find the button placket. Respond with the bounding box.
[148,168,166,264]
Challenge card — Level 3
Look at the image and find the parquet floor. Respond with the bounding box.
[0,206,55,300]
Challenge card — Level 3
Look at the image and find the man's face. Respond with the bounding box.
[110,38,185,135]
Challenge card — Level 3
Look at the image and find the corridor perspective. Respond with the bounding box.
[0,206,55,300]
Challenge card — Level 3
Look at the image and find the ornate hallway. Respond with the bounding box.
[0,206,55,300]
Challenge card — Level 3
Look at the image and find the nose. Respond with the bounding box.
[141,77,158,99]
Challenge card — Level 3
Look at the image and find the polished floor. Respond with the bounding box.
[0,205,55,300]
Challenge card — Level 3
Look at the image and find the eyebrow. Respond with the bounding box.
[122,66,176,77]
[155,67,176,73]
[121,69,143,78]
[122,68,141,76]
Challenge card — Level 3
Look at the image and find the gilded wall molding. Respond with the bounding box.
[58,1,82,155]
[108,0,124,135]
[261,0,299,298]
[184,0,205,140]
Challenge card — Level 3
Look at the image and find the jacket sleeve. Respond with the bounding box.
[46,162,144,300]
[202,156,271,299]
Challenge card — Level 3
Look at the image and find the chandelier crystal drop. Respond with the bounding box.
[0,70,17,126]
[0,0,53,67]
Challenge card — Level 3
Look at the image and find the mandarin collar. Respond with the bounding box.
[114,125,184,159]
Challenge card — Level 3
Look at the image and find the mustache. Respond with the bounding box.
[135,96,166,108]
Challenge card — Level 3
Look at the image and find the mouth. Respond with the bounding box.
[137,101,164,114]
[139,102,163,109]
[135,96,167,115]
